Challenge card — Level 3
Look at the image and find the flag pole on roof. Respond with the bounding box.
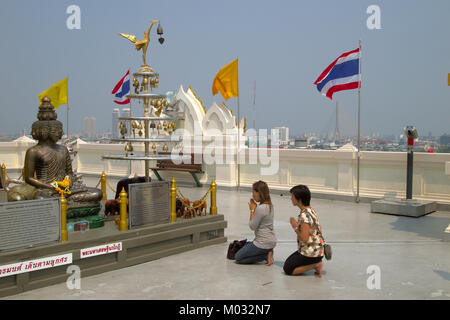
[356,40,362,203]
[313,41,362,202]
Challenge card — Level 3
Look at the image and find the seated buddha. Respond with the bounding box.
[8,97,102,209]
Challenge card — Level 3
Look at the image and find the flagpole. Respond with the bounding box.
[129,67,132,176]
[237,57,241,190]
[356,40,362,203]
[66,75,69,141]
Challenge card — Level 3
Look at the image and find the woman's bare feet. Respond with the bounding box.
[265,250,274,266]
[314,261,323,278]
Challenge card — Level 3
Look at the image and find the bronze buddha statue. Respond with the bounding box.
[8,97,102,209]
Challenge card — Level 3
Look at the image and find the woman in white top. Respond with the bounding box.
[235,181,277,266]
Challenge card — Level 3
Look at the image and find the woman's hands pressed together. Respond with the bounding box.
[248,198,257,211]
[248,198,257,221]
[290,217,298,231]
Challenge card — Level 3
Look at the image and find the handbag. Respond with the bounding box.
[227,239,247,260]
[303,211,332,261]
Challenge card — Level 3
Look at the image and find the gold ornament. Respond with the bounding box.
[119,122,127,136]
[155,106,163,117]
[163,144,168,151]
[118,20,161,66]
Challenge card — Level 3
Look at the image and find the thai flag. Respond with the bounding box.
[314,48,360,100]
[112,70,130,105]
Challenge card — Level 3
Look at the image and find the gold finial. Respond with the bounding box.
[119,187,128,231]
[119,20,161,66]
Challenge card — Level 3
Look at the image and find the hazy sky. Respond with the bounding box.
[0,0,449,137]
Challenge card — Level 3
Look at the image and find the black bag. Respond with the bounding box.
[304,211,332,261]
[227,239,247,260]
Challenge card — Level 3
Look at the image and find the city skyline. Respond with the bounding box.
[0,1,449,137]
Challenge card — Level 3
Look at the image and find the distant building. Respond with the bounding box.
[273,127,289,145]
[294,137,308,148]
[112,108,131,139]
[83,117,96,139]
[112,108,120,139]
[121,108,131,137]
[440,134,450,146]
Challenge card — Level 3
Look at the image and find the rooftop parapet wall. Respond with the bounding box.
[2,138,450,204]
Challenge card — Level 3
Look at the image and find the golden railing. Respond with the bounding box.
[170,177,217,222]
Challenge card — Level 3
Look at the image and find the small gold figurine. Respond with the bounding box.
[119,20,161,66]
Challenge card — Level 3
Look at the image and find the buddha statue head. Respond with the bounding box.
[31,97,64,143]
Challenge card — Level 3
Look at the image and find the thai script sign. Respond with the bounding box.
[80,242,122,259]
[0,253,72,278]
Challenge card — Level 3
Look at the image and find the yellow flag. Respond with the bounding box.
[212,59,238,100]
[38,77,68,110]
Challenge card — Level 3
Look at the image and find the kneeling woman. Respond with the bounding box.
[284,185,324,277]
[235,181,276,266]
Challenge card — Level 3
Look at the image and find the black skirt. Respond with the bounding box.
[283,251,323,275]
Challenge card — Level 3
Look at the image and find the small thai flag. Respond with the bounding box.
[314,48,360,100]
[112,70,131,105]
